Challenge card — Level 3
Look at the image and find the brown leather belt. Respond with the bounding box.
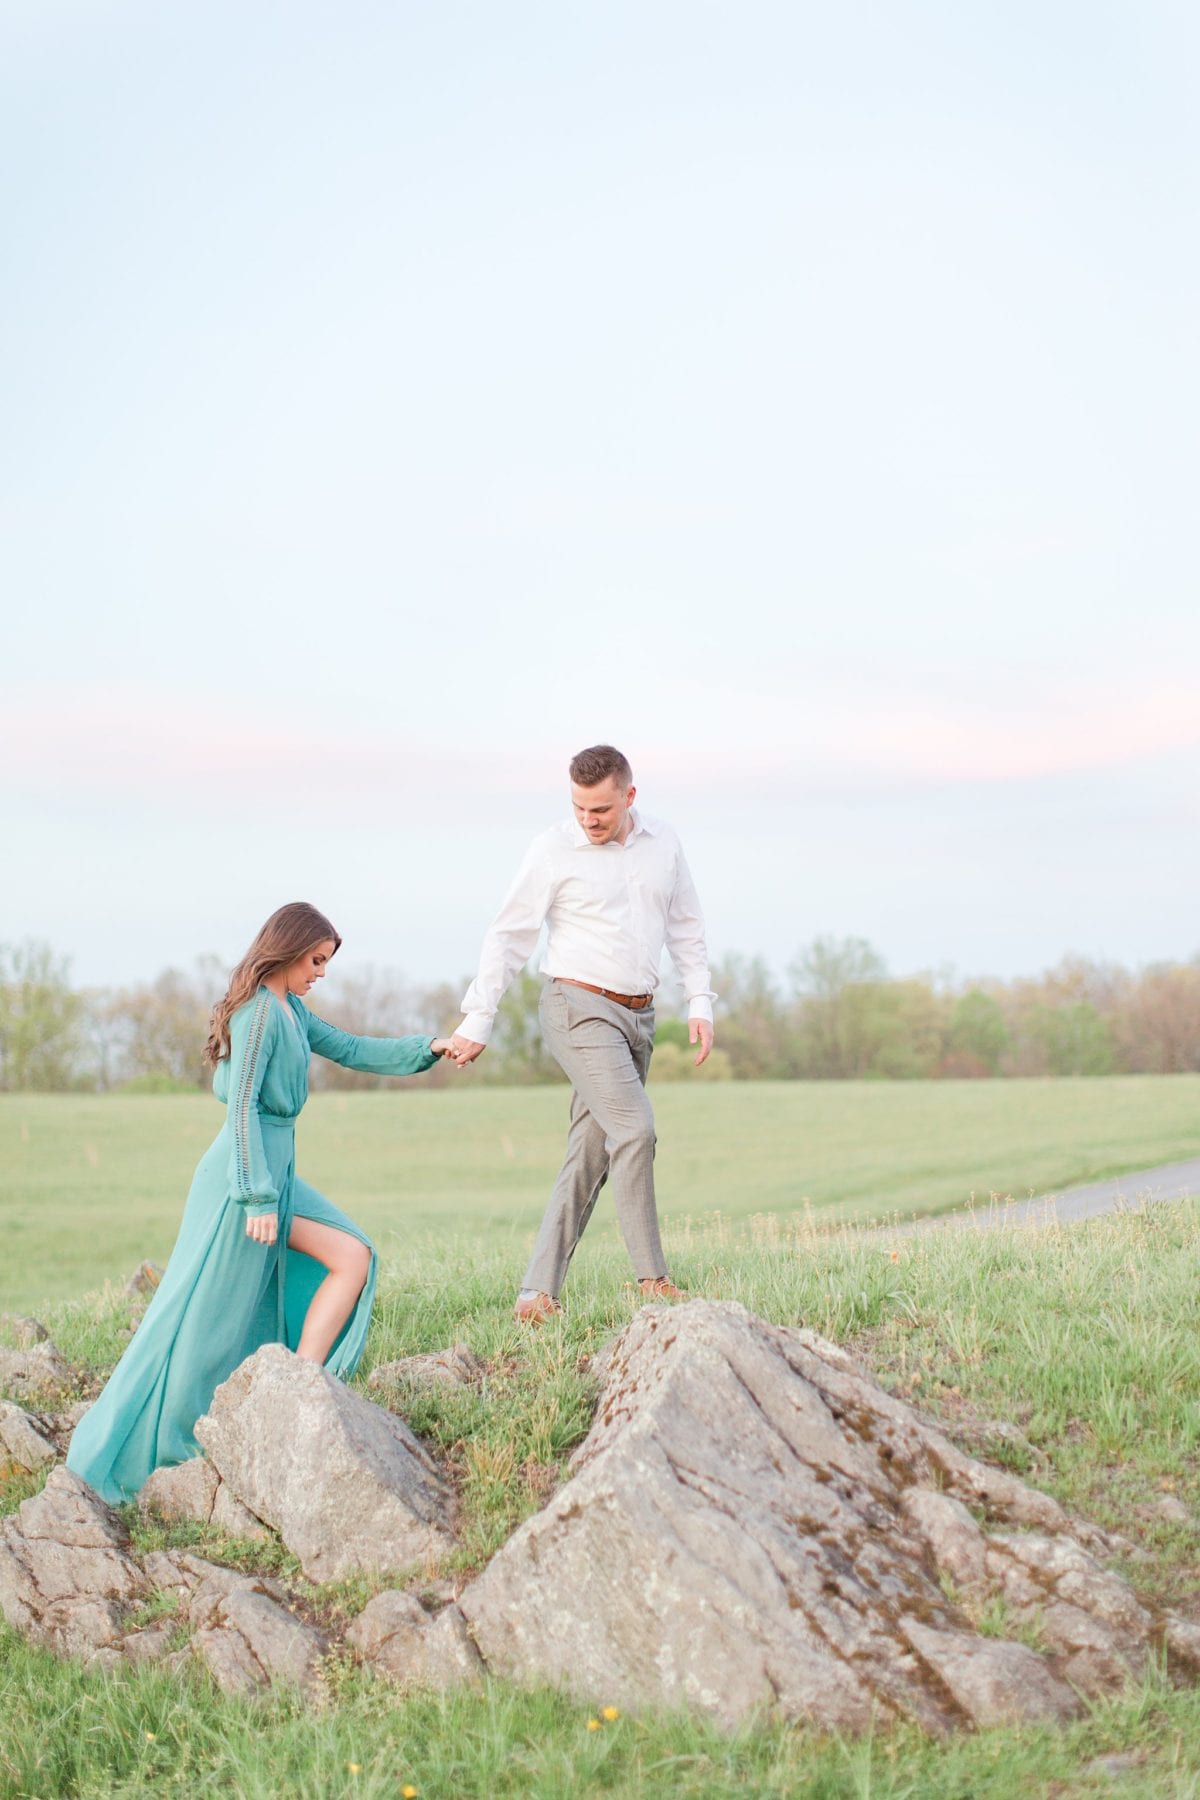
[555,978,654,1011]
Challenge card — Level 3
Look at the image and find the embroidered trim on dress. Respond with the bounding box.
[233,990,272,1201]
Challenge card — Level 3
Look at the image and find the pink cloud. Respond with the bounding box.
[4,679,1198,821]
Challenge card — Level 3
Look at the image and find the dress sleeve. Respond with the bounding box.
[301,1008,439,1077]
[226,990,280,1217]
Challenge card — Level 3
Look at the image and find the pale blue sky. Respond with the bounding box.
[4,2,1197,997]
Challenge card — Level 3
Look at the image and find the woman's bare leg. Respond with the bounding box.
[287,1216,372,1364]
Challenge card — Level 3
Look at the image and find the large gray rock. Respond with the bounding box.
[0,1469,145,1660]
[0,1340,73,1403]
[346,1589,483,1692]
[195,1344,456,1581]
[458,1302,1190,1733]
[0,1402,59,1474]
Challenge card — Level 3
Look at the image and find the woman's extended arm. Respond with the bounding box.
[301,1008,446,1077]
[225,990,280,1217]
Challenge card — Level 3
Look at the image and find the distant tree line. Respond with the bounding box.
[2,936,1199,1094]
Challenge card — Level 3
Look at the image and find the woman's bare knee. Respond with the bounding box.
[343,1239,371,1288]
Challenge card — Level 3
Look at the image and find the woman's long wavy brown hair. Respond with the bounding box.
[204,902,341,1067]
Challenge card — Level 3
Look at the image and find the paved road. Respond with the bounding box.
[907,1157,1200,1234]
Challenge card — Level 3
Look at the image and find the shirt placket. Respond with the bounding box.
[622,839,651,991]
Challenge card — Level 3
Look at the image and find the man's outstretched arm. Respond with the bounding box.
[450,848,554,1069]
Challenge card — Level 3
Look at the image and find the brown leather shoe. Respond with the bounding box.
[513,1291,563,1324]
[638,1277,686,1301]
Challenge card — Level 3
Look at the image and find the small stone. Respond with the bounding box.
[1083,1751,1144,1780]
[0,1315,50,1347]
[190,1574,326,1698]
[900,1619,1081,1726]
[1164,1614,1200,1672]
[0,1341,74,1404]
[346,1590,482,1691]
[0,1401,59,1473]
[124,1262,164,1297]
[139,1459,219,1525]
[367,1344,486,1395]
[122,1622,181,1666]
[1134,1495,1190,1526]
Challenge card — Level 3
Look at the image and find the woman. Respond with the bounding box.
[68,902,453,1505]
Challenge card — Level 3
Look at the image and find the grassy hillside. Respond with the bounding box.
[4,1075,1200,1311]
[4,1203,1200,1797]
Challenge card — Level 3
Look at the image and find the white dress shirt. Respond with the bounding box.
[459,810,716,1046]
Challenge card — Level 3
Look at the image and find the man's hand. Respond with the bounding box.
[245,1212,278,1245]
[689,1019,714,1067]
[449,1033,487,1070]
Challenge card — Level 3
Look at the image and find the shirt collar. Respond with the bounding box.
[569,806,651,848]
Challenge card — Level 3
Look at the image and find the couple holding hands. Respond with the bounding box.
[69,746,716,1505]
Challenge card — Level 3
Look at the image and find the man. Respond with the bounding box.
[450,744,716,1323]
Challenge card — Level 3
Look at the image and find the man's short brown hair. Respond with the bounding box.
[569,744,633,789]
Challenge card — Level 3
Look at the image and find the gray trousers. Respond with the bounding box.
[521,980,667,1297]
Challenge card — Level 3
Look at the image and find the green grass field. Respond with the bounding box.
[4,1075,1200,1313]
[5,1078,1200,1797]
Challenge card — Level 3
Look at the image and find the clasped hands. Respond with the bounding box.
[443,1034,485,1070]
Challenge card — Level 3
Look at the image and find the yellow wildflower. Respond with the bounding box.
[601,1706,620,1721]
[347,1764,362,1775]
[586,1717,601,1731]
[144,1731,157,1742]
[402,1788,419,1798]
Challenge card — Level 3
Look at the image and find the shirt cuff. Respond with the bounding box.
[243,1200,278,1218]
[459,1011,493,1046]
[686,997,714,1026]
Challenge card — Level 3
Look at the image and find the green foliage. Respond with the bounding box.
[947,989,1009,1076]
[1027,1000,1116,1076]
[646,1043,733,1081]
[0,940,82,1092]
[479,971,565,1086]
[13,936,1200,1090]
[113,1073,203,1096]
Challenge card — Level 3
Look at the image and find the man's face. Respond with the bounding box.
[571,776,636,844]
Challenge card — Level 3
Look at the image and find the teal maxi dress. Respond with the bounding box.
[67,987,439,1505]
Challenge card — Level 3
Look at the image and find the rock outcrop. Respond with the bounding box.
[459,1301,1200,1733]
[195,1345,457,1580]
[0,1469,146,1662]
[7,1309,1200,1733]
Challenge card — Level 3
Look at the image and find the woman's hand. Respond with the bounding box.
[430,1038,456,1057]
[245,1212,278,1245]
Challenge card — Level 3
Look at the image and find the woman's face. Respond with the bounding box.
[284,938,337,997]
